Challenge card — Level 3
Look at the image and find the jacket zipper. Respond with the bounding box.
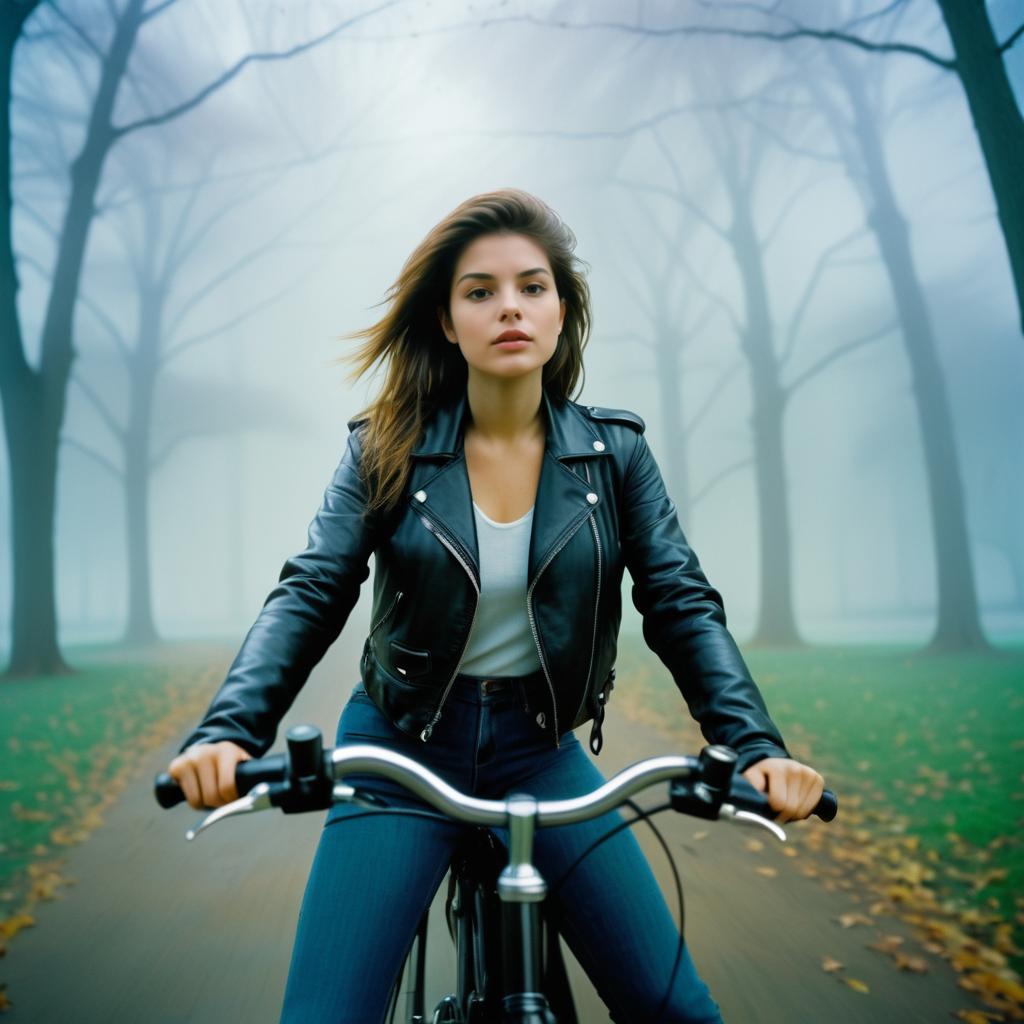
[526,505,594,747]
[415,512,480,742]
[368,589,403,640]
[572,461,603,730]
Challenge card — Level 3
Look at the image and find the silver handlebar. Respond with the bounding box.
[184,743,786,842]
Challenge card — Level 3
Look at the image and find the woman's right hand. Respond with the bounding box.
[167,741,253,810]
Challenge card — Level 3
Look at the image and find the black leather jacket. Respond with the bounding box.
[178,388,791,774]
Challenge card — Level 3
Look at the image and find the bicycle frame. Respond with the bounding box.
[392,826,574,1024]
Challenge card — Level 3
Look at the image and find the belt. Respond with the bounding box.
[456,669,547,696]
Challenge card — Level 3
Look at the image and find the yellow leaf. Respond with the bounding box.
[755,866,777,878]
[836,912,873,929]
[867,934,904,954]
[0,913,35,939]
[821,956,844,973]
[692,831,708,841]
[893,953,929,973]
[843,977,870,993]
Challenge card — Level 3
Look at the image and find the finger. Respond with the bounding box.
[194,754,221,808]
[172,761,202,811]
[765,769,789,822]
[216,746,241,804]
[799,776,825,820]
[743,766,767,793]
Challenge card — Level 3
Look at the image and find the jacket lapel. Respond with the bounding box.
[409,387,610,584]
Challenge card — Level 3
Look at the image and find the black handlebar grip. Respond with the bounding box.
[153,754,288,809]
[814,789,838,822]
[729,775,838,823]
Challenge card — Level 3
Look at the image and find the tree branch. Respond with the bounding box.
[14,198,60,243]
[75,293,132,363]
[610,175,730,243]
[436,14,956,70]
[783,320,897,398]
[71,372,126,441]
[112,0,402,138]
[44,0,105,60]
[999,21,1024,54]
[141,0,182,23]
[60,436,123,480]
[778,225,871,370]
[684,356,744,437]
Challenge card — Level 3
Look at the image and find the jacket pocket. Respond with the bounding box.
[389,640,432,680]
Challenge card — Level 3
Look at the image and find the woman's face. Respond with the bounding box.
[439,232,566,383]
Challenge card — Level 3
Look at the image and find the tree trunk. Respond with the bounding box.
[0,0,146,675]
[122,354,159,646]
[654,329,691,511]
[832,51,988,652]
[5,379,68,675]
[730,201,801,646]
[935,0,1024,336]
[0,2,64,676]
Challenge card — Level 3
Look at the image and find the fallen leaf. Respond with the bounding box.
[836,912,874,929]
[867,934,905,954]
[821,956,844,973]
[755,866,777,878]
[0,913,35,939]
[893,953,929,973]
[843,977,870,993]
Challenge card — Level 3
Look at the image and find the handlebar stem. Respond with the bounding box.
[498,795,546,904]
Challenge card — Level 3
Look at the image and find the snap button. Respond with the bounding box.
[414,490,427,502]
[586,492,598,505]
[536,712,546,728]
[592,440,605,452]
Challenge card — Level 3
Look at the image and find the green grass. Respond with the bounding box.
[0,643,231,921]
[614,636,1024,972]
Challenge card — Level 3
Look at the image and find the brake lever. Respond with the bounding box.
[719,803,787,841]
[186,782,276,840]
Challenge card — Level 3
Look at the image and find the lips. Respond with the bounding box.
[494,330,531,343]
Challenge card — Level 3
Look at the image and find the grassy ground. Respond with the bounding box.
[0,643,231,963]
[612,636,1024,1003]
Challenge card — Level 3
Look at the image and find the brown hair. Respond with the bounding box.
[340,188,592,516]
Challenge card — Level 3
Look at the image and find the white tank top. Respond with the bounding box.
[458,502,543,677]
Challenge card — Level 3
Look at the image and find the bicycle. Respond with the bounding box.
[155,726,837,1023]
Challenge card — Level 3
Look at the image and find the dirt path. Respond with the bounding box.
[2,634,985,1022]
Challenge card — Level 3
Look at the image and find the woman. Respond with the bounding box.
[168,188,825,1023]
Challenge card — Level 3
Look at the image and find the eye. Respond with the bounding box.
[466,287,490,300]
[523,282,545,295]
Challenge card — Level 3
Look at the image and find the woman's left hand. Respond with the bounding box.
[741,757,825,824]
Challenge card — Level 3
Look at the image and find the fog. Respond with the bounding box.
[2,0,1022,660]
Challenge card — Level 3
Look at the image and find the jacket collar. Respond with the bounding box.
[407,385,607,586]
[411,386,604,462]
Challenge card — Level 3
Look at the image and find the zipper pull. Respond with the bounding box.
[420,709,443,742]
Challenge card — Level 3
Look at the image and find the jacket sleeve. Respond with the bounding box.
[620,430,791,774]
[176,428,379,758]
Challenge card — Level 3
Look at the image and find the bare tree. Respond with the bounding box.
[0,0,396,676]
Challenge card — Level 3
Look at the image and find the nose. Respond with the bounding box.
[498,287,523,321]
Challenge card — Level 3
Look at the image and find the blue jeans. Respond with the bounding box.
[279,674,724,1023]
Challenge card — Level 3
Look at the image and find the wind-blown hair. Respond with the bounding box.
[340,188,592,517]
